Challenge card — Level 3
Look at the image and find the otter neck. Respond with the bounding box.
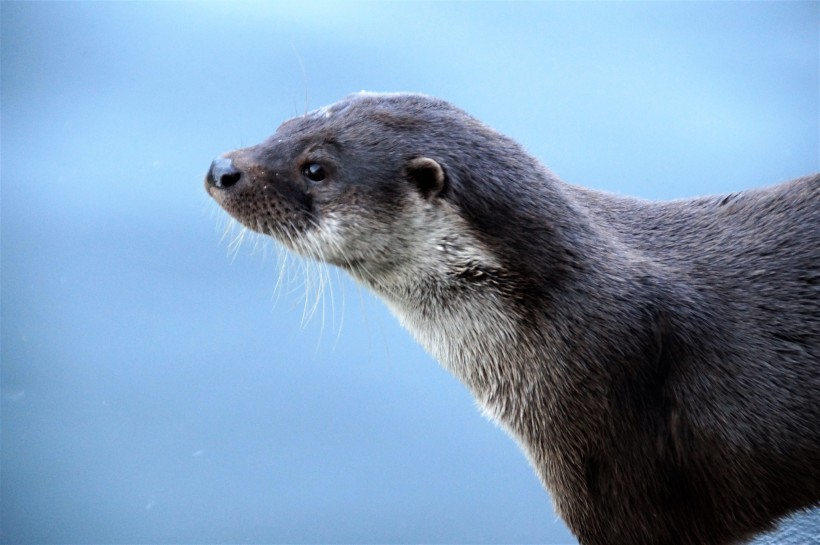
[346,209,596,427]
[387,275,540,396]
[348,190,672,455]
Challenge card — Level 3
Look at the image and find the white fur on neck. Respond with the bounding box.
[297,199,534,426]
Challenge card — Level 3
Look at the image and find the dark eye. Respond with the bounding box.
[303,163,326,182]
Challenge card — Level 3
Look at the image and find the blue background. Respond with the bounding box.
[2,2,817,544]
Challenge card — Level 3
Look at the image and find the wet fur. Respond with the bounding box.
[206,92,820,545]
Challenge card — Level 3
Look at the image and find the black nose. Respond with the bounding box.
[207,157,242,189]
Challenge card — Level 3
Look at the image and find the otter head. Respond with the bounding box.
[205,92,582,414]
[205,92,515,296]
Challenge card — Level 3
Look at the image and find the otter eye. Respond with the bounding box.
[303,163,326,182]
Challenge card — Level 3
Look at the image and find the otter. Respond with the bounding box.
[204,92,819,545]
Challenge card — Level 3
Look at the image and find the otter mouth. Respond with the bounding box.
[205,155,317,240]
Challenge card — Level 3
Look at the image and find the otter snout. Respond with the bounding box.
[206,157,242,189]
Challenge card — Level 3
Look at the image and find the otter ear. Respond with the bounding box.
[405,157,445,200]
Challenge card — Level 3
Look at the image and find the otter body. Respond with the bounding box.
[206,92,819,545]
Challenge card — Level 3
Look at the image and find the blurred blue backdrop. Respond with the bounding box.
[1,2,817,544]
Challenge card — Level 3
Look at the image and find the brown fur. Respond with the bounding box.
[206,92,819,545]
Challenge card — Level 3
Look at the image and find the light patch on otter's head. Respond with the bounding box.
[319,106,334,119]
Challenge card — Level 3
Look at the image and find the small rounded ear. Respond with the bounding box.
[405,157,445,200]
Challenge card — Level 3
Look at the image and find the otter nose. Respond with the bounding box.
[207,157,242,189]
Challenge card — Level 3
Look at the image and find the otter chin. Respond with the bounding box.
[205,91,819,545]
